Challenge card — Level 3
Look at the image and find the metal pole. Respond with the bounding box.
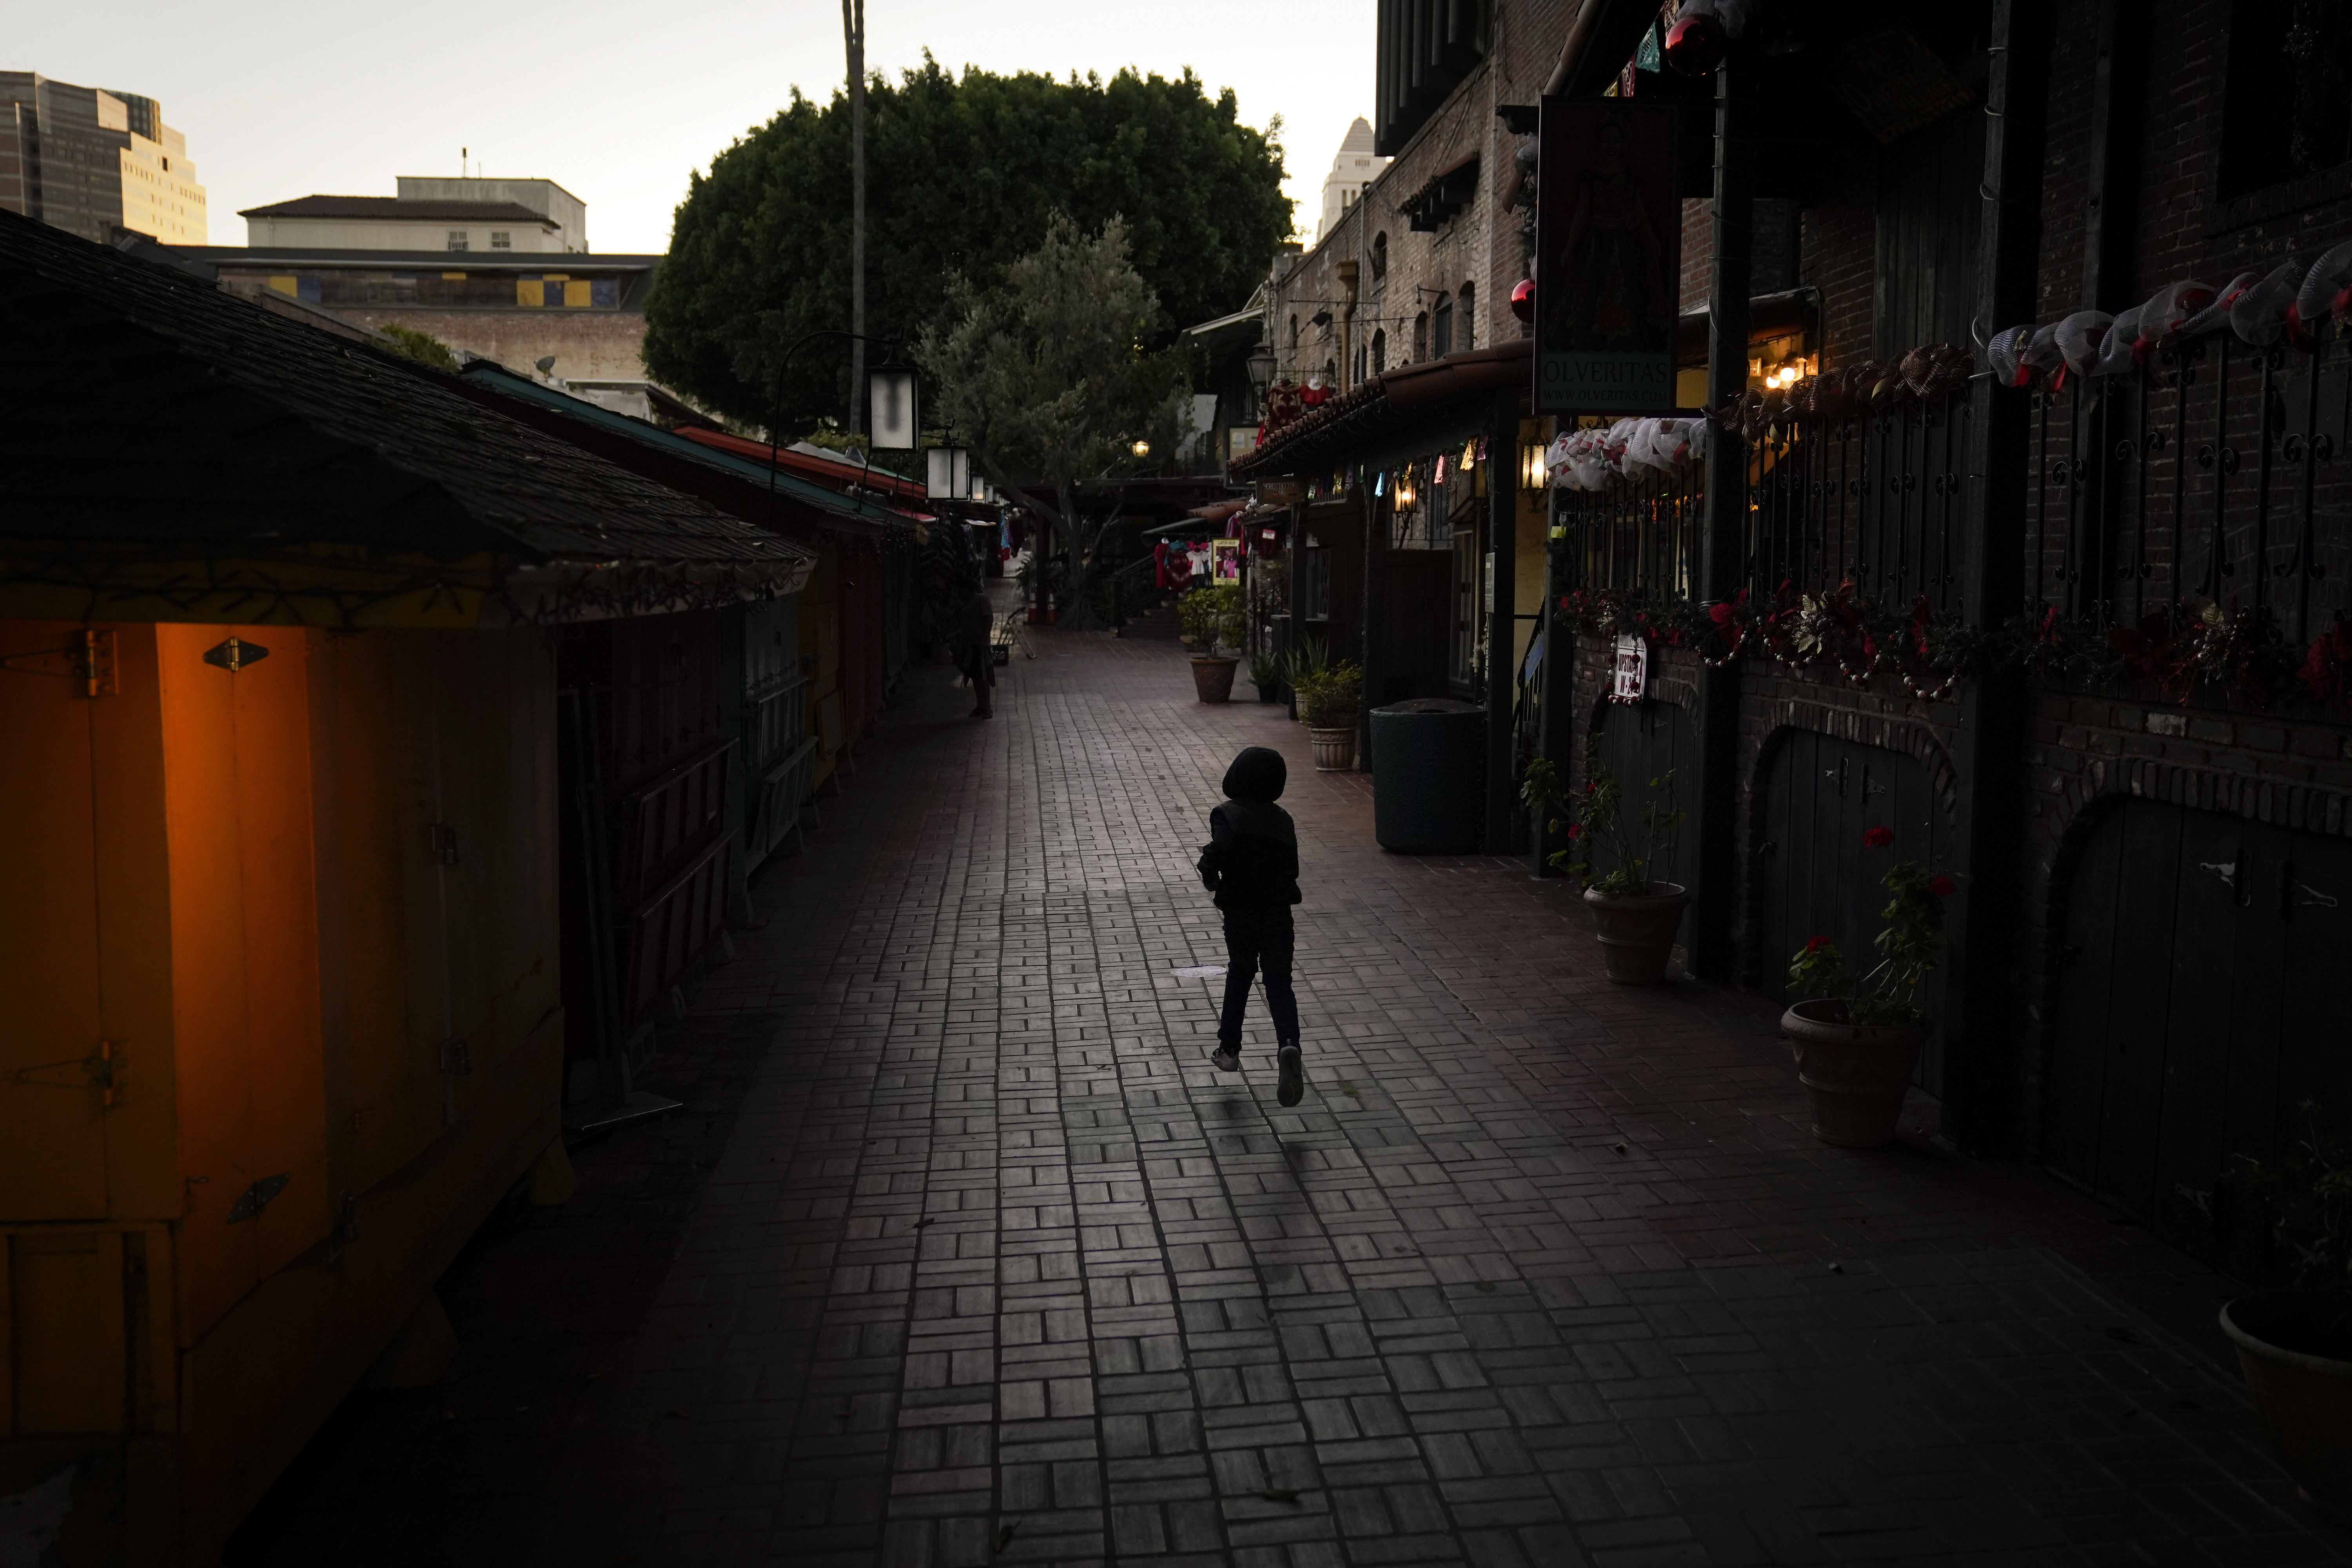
[844,0,867,436]
[1483,388,1520,853]
[1690,59,1751,980]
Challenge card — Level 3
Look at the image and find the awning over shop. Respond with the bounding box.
[1233,338,1534,479]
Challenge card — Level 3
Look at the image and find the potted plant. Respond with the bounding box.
[1280,632,1330,722]
[1781,828,1954,1146]
[1297,661,1362,769]
[1531,760,1689,985]
[1247,650,1282,703]
[1180,586,1240,702]
[2221,1104,2352,1523]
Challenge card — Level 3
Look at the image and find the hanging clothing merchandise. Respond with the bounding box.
[1433,453,1449,486]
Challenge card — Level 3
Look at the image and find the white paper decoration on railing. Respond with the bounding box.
[2229,260,2303,345]
[2301,241,2352,330]
[2054,311,2113,380]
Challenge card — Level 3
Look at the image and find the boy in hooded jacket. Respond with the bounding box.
[1196,746,1306,1105]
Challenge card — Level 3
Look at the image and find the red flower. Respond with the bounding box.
[1863,826,1895,849]
[1802,935,1832,955]
[1564,824,1583,839]
[1928,876,1956,898]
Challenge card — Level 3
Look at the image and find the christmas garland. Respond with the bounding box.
[1553,580,2352,715]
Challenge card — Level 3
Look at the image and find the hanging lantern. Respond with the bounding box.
[926,446,970,500]
[1511,278,1535,323]
[1664,5,1726,74]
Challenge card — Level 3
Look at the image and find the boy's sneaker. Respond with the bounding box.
[1208,1044,1241,1073]
[1277,1044,1304,1106]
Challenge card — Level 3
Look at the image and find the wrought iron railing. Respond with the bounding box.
[1557,390,1973,614]
[2025,328,2351,642]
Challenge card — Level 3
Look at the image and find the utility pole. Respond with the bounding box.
[843,0,866,436]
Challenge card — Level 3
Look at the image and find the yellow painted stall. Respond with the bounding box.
[0,205,814,1563]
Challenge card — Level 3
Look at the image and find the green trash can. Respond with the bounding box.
[1369,698,1485,852]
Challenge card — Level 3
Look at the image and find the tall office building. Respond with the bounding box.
[0,73,208,245]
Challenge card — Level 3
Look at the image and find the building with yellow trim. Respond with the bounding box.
[0,75,206,246]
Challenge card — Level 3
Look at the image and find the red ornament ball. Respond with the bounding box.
[1664,14,1726,75]
[1510,278,1536,322]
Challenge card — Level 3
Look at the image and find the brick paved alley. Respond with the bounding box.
[238,628,2352,1568]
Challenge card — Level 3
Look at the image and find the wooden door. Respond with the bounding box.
[2047,802,2352,1263]
[0,623,113,1221]
[156,624,329,1339]
[1755,730,1952,1088]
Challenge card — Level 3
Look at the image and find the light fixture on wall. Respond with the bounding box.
[1520,439,1548,491]
[1130,438,1151,458]
[1394,468,1418,509]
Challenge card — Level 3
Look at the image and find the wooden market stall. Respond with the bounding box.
[0,209,811,1565]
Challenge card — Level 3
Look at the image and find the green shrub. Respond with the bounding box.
[1296,660,1361,727]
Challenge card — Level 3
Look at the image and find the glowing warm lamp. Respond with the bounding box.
[1131,439,1151,457]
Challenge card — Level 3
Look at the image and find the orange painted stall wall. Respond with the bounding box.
[0,620,561,1566]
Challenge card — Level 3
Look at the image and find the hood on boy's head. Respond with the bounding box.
[1222,746,1287,803]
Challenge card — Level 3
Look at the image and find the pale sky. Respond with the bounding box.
[12,0,1374,255]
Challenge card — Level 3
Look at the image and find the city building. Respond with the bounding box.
[1313,115,1388,242]
[241,176,588,253]
[178,175,667,417]
[0,73,207,245]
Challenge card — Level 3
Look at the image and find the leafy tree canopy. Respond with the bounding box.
[915,214,1189,581]
[376,321,458,372]
[645,58,1290,432]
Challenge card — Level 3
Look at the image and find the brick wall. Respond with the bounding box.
[1800,203,1874,365]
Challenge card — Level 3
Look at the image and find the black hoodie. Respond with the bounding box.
[1197,746,1301,913]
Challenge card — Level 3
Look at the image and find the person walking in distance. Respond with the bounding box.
[955,587,995,719]
[1197,746,1305,1104]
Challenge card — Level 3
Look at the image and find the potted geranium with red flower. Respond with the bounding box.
[1782,826,1955,1146]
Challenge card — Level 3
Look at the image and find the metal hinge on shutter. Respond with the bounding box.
[1,628,117,696]
[15,1040,125,1105]
[226,1172,290,1223]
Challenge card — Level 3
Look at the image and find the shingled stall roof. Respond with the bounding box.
[0,207,812,628]
[1233,338,1533,480]
[445,361,909,552]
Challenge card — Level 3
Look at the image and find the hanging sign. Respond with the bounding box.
[1610,634,1649,704]
[1534,98,1682,415]
[1254,477,1305,505]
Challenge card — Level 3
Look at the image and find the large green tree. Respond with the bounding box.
[645,58,1290,431]
[915,214,1190,610]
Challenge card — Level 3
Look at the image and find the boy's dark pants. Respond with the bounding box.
[1218,910,1298,1048]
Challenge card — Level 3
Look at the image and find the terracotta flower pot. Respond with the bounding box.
[2222,1291,2352,1523]
[1190,655,1238,703]
[1581,882,1690,984]
[1779,998,1920,1147]
[1308,725,1356,771]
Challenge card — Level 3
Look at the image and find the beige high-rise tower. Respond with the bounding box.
[0,74,208,245]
